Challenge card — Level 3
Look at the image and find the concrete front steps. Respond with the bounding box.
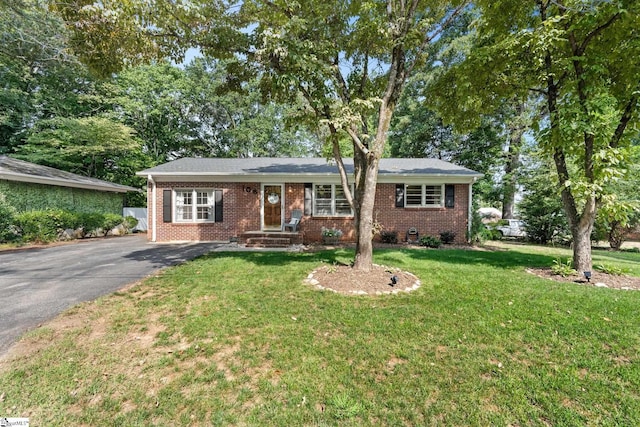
[241,231,304,248]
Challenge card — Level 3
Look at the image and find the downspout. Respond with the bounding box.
[148,174,157,242]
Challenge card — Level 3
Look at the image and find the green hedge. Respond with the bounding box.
[0,180,124,214]
[6,209,138,244]
[0,193,18,242]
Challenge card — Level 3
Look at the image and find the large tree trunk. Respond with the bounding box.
[352,156,379,272]
[562,189,597,273]
[571,203,596,274]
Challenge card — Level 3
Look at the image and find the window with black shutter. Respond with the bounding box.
[445,185,455,208]
[395,184,405,208]
[163,190,172,222]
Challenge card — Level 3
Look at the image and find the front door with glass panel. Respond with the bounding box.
[262,184,283,231]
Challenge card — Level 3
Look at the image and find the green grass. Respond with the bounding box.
[1,243,639,426]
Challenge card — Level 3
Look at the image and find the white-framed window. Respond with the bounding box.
[175,189,215,222]
[313,184,353,216]
[405,184,444,207]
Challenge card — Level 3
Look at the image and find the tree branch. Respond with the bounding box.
[346,125,371,156]
[610,89,639,149]
[405,1,470,78]
[579,12,621,55]
[333,54,351,104]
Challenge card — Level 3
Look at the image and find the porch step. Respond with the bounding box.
[240,231,304,246]
[245,237,292,248]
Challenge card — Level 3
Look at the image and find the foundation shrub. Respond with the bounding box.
[419,235,442,248]
[380,230,399,244]
[439,230,456,244]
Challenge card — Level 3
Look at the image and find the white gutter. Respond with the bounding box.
[148,174,157,242]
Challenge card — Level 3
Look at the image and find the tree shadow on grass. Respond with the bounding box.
[194,248,355,267]
[375,246,558,271]
[193,246,558,272]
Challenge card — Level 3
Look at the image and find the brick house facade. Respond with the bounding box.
[138,158,482,244]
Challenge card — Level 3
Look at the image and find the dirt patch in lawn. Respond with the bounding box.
[304,263,421,295]
[527,268,640,291]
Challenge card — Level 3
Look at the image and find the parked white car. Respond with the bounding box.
[495,219,527,238]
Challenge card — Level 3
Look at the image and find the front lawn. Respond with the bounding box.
[1,243,639,426]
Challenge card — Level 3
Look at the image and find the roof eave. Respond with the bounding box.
[1,172,139,193]
[139,171,483,184]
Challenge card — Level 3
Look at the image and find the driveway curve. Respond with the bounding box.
[0,235,221,355]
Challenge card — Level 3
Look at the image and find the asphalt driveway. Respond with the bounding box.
[0,235,222,355]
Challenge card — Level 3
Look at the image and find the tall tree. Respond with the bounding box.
[54,0,469,271]
[15,116,145,186]
[435,1,640,271]
[0,0,120,152]
[388,96,503,205]
[499,100,530,219]
[182,58,319,158]
[112,62,197,163]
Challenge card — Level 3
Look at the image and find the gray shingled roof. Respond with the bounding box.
[0,156,139,193]
[138,157,482,177]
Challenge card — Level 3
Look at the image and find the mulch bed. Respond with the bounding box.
[526,267,640,291]
[304,263,421,295]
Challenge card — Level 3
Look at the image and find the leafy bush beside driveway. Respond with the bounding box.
[8,209,137,243]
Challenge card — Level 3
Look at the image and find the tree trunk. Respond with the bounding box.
[352,156,379,272]
[572,223,594,274]
[608,220,624,250]
[502,143,520,219]
[502,102,525,219]
[568,196,596,273]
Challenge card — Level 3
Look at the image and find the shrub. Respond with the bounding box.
[519,164,570,244]
[419,235,441,248]
[103,213,124,235]
[56,210,81,230]
[123,216,139,232]
[78,212,105,234]
[380,230,398,244]
[15,210,65,243]
[439,230,456,244]
[467,201,486,243]
[321,227,343,238]
[0,193,18,242]
[551,258,576,277]
[594,263,630,276]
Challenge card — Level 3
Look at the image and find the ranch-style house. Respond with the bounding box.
[137,157,482,245]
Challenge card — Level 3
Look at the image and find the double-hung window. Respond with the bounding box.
[405,184,444,208]
[175,189,215,222]
[313,184,353,216]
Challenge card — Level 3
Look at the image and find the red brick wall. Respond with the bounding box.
[148,181,470,244]
[373,183,469,244]
[149,181,261,242]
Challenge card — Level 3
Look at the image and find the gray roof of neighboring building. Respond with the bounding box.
[138,157,482,178]
[0,156,140,193]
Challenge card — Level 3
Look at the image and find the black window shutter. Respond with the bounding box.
[214,190,223,222]
[304,183,313,216]
[445,185,455,208]
[395,184,405,208]
[163,190,172,222]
